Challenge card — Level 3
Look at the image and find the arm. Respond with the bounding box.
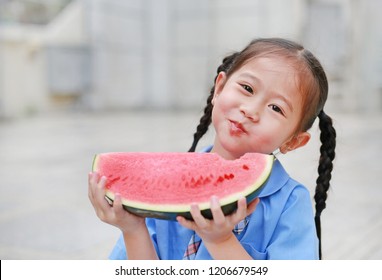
[88,172,158,259]
[203,233,253,260]
[177,196,259,260]
[123,225,158,260]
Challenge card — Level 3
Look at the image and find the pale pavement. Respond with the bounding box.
[0,109,381,259]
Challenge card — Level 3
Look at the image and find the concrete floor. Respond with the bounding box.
[0,109,381,259]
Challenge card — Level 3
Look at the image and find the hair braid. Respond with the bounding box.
[188,52,239,152]
[188,92,214,152]
[314,110,336,259]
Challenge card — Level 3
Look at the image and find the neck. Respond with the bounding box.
[210,140,243,160]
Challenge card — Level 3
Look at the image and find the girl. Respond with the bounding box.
[88,38,336,260]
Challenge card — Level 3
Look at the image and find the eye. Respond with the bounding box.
[270,104,284,115]
[241,84,253,94]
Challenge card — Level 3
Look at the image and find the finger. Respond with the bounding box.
[88,172,99,206]
[246,197,260,215]
[190,204,209,229]
[176,216,196,231]
[88,172,94,201]
[88,174,107,219]
[94,176,110,210]
[232,197,247,221]
[113,193,125,216]
[96,175,107,195]
[210,196,225,225]
[90,171,100,187]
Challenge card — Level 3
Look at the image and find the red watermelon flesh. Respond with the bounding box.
[92,152,274,220]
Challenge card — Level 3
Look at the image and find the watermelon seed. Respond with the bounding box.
[203,177,211,185]
[224,173,234,180]
[217,176,224,183]
[108,176,121,185]
[242,164,249,170]
[196,175,204,186]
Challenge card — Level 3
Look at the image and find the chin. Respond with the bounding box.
[220,145,248,159]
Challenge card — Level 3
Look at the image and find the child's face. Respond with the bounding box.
[211,56,309,159]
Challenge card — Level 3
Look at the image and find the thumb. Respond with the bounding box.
[247,197,260,215]
[113,193,125,215]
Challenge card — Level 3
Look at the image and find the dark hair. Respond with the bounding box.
[188,38,336,259]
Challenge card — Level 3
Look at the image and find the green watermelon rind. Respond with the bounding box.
[106,180,269,220]
[92,153,274,221]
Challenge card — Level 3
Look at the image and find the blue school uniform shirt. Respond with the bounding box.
[109,149,319,260]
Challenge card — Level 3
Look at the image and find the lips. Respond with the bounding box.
[229,120,248,135]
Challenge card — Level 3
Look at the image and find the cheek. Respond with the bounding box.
[211,105,223,129]
[213,92,237,112]
[211,96,227,121]
[249,123,291,151]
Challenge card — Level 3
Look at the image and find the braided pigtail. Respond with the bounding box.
[188,52,239,152]
[314,110,336,259]
[188,91,214,152]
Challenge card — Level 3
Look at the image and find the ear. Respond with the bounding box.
[212,72,227,105]
[280,132,311,154]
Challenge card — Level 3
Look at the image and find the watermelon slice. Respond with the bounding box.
[92,152,274,220]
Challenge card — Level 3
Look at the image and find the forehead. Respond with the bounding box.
[238,56,300,77]
[235,56,302,92]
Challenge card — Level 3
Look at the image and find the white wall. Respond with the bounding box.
[0,27,48,118]
[345,0,382,113]
[1,0,381,118]
[85,0,380,113]
[0,0,87,118]
[85,0,305,110]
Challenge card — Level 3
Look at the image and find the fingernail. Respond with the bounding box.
[191,204,199,211]
[211,195,220,205]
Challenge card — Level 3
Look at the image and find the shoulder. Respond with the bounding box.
[259,159,313,212]
[199,145,213,153]
[259,158,307,197]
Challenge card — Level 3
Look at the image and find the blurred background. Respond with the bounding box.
[0,0,381,259]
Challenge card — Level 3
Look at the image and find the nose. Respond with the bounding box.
[240,104,260,122]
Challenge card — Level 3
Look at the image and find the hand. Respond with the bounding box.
[88,172,146,234]
[177,196,259,245]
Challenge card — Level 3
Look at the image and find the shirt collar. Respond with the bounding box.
[257,159,289,197]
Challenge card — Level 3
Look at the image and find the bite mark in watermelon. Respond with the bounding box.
[92,152,274,220]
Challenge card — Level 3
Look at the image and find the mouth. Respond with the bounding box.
[229,120,248,134]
